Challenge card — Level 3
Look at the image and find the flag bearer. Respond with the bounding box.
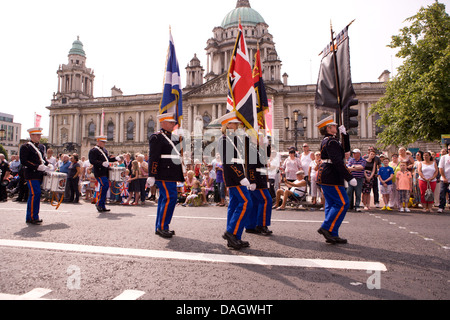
[316,116,356,244]
[217,112,253,249]
[245,134,273,236]
[147,113,185,238]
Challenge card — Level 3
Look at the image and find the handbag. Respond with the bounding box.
[424,181,434,202]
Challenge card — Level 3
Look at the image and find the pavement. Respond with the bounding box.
[0,197,449,303]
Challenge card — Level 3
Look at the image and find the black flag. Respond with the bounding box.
[315,26,357,113]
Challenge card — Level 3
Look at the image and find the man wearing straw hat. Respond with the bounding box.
[147,112,185,238]
[316,115,356,244]
[19,127,51,224]
[88,135,119,213]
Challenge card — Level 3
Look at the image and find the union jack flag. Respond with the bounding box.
[227,22,258,134]
[120,182,129,197]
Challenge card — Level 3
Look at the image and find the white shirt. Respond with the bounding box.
[300,152,313,176]
[438,154,450,180]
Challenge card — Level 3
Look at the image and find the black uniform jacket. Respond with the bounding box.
[218,134,246,188]
[317,133,353,187]
[148,129,185,182]
[247,140,270,190]
[19,142,48,181]
[88,146,116,178]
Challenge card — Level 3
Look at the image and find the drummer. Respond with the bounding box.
[19,127,51,224]
[88,135,120,213]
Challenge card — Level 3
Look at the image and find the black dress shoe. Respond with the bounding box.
[155,229,173,238]
[317,228,337,244]
[222,231,242,250]
[238,239,250,247]
[102,208,111,212]
[256,226,273,236]
[26,219,43,225]
[326,237,348,244]
[245,228,260,234]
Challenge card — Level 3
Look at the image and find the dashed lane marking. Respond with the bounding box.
[0,288,145,300]
[0,239,386,271]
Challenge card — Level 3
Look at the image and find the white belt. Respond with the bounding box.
[231,158,245,164]
[161,155,181,160]
[256,168,268,174]
[322,159,333,164]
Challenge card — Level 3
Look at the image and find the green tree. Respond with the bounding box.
[370,1,450,147]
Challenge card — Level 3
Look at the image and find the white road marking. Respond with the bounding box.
[0,239,386,271]
[112,290,146,300]
[0,288,53,300]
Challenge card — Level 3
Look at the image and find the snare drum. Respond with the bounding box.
[109,167,126,182]
[49,172,67,193]
[41,173,52,191]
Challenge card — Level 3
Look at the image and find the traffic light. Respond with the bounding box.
[343,99,359,130]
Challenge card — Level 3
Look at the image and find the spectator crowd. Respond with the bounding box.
[1,144,450,214]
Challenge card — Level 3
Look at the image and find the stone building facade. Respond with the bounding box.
[48,0,439,159]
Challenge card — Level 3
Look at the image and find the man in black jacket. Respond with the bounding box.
[19,127,50,224]
[316,116,356,244]
[88,135,118,213]
[147,113,185,238]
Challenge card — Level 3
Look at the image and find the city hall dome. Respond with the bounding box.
[221,0,266,29]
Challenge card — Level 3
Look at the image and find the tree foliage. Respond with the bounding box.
[370,1,450,147]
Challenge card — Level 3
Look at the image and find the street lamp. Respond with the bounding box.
[284,113,308,151]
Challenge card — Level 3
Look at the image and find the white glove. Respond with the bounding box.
[349,178,357,187]
[240,178,250,187]
[339,125,347,135]
[115,156,121,161]
[45,164,54,172]
[249,183,257,191]
[37,164,47,172]
[147,177,155,187]
[102,161,109,168]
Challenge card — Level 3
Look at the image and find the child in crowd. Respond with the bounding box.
[396,161,413,212]
[182,180,203,207]
[378,157,394,211]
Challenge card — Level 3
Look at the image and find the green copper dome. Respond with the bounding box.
[69,36,86,57]
[221,0,265,28]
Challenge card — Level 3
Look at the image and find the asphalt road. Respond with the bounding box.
[0,198,448,303]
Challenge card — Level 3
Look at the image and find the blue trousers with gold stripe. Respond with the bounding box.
[96,176,109,209]
[155,181,177,231]
[321,185,350,237]
[245,189,272,229]
[227,186,253,240]
[26,180,42,222]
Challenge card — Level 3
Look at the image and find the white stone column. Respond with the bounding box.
[135,112,140,142]
[217,103,223,118]
[313,107,318,139]
[69,114,74,142]
[212,104,217,121]
[73,113,79,144]
[119,113,124,143]
[360,103,367,138]
[307,104,312,138]
[367,103,374,138]
[115,113,119,143]
[48,115,53,144]
[81,115,86,141]
[188,105,193,134]
[140,112,145,142]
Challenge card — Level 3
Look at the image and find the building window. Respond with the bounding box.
[88,122,96,138]
[107,122,115,141]
[147,119,155,140]
[203,112,211,128]
[127,120,134,141]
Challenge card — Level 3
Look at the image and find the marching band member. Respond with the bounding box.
[19,127,50,224]
[88,135,118,213]
[147,113,185,238]
[316,116,356,244]
[217,112,253,249]
[245,133,273,236]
